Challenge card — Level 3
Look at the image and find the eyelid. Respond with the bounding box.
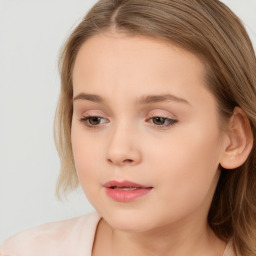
[147,109,177,119]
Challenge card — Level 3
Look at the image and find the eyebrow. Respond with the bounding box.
[73,92,190,105]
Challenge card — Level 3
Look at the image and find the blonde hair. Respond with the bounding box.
[55,1,256,255]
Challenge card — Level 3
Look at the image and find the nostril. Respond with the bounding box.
[124,159,133,163]
[107,158,133,165]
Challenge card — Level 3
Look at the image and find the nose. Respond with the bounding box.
[105,122,142,167]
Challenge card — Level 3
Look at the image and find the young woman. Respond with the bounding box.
[1,0,255,255]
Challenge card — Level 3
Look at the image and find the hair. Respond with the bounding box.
[54,0,256,255]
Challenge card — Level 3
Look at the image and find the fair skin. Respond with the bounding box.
[71,32,234,256]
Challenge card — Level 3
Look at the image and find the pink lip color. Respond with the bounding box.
[103,180,153,202]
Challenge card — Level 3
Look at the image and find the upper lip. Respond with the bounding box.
[103,180,152,189]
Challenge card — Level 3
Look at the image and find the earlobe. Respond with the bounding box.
[220,107,253,169]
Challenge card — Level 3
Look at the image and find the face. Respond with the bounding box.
[71,32,227,232]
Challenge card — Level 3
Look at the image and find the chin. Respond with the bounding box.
[99,207,159,233]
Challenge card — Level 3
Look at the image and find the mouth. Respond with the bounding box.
[103,180,153,202]
[109,186,141,191]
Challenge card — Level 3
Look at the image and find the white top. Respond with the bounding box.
[0,212,101,256]
[0,212,236,256]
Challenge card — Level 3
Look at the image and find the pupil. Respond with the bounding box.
[90,117,100,125]
[154,117,165,125]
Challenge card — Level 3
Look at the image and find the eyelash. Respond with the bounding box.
[79,115,178,130]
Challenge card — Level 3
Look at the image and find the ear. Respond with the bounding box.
[220,107,253,169]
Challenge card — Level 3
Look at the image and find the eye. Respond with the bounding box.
[78,115,177,129]
[148,116,177,128]
[79,116,107,128]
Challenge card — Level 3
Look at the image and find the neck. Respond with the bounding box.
[95,216,226,256]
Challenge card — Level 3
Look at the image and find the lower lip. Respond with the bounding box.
[105,187,152,202]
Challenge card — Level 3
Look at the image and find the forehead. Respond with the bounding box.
[73,32,206,84]
[72,32,213,107]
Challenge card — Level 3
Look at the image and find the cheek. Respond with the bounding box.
[149,137,220,189]
[71,124,101,183]
[148,122,223,208]
[149,121,222,171]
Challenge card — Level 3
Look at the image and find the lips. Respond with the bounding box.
[103,180,153,202]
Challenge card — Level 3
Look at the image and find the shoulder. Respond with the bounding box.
[0,211,101,256]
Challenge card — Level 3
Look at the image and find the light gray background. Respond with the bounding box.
[0,0,255,243]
